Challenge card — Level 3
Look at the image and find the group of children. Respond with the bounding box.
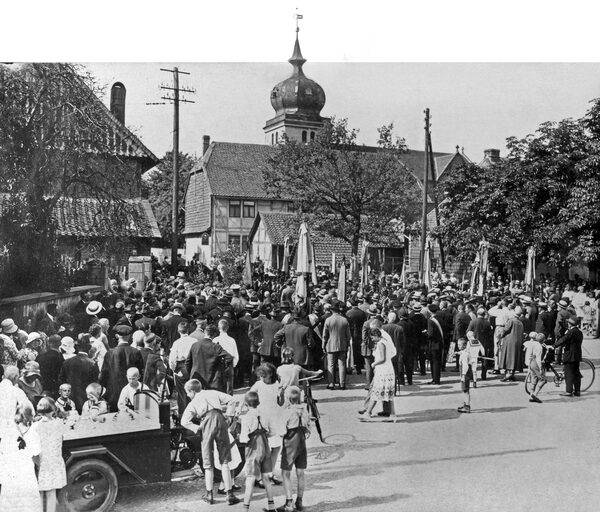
[181,346,321,512]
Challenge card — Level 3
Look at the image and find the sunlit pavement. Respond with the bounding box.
[113,338,600,512]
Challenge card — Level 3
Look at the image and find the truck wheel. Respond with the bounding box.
[58,459,118,512]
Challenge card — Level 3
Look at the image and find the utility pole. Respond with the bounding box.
[148,67,195,277]
[427,128,446,272]
[419,108,430,281]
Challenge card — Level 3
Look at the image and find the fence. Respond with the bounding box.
[0,285,103,330]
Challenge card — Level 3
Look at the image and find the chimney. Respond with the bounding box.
[109,82,126,124]
[203,135,211,156]
[483,148,501,162]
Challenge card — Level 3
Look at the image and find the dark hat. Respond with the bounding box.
[568,316,580,326]
[428,303,439,313]
[114,325,133,336]
[331,300,343,312]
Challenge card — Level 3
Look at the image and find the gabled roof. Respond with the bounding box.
[249,211,403,267]
[191,141,469,202]
[195,142,289,200]
[54,197,161,238]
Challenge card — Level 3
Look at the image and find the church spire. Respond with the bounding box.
[290,10,306,74]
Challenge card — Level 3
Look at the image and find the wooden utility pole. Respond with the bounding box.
[158,67,195,276]
[419,108,430,280]
[427,131,446,272]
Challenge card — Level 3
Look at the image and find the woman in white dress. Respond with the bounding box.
[359,327,397,418]
[0,402,42,512]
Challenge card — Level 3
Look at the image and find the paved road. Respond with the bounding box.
[113,338,600,512]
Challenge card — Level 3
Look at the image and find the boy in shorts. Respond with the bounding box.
[457,338,474,413]
[239,391,276,512]
[524,332,547,403]
[278,386,311,512]
[181,379,240,505]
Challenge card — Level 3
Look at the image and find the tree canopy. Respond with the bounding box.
[437,98,600,268]
[142,151,196,247]
[264,118,421,256]
[0,63,148,296]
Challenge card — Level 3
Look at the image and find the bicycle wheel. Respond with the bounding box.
[579,359,596,392]
[307,398,324,442]
[524,371,532,395]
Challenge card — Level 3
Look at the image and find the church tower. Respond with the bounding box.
[264,25,326,145]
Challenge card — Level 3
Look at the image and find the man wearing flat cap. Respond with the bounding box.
[100,324,145,411]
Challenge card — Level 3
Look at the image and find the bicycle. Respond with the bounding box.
[525,346,595,395]
[299,376,324,442]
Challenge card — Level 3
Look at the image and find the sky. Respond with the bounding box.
[6,0,600,164]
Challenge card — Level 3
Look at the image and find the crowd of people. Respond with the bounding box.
[0,264,596,510]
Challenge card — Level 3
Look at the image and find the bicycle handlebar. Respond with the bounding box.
[298,376,323,383]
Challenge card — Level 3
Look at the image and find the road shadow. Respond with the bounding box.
[316,395,366,404]
[304,492,411,512]
[307,446,554,488]
[472,406,526,414]
[359,407,460,424]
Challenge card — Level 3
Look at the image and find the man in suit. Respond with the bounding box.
[139,333,167,392]
[58,336,99,412]
[160,302,186,351]
[554,316,584,397]
[99,325,145,411]
[185,324,232,392]
[426,303,444,385]
[435,300,454,371]
[382,311,406,392]
[346,299,368,375]
[322,300,352,390]
[252,305,283,365]
[409,304,429,376]
[467,308,494,380]
[36,334,64,399]
[274,308,315,369]
[37,303,62,337]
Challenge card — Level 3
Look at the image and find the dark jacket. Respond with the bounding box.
[36,349,65,398]
[274,320,314,366]
[554,326,583,363]
[409,313,429,351]
[382,323,405,358]
[59,353,100,412]
[99,342,145,411]
[467,317,494,351]
[346,307,368,345]
[453,312,472,342]
[427,316,444,352]
[254,318,283,358]
[185,338,233,392]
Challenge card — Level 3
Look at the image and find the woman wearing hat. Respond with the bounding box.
[1,318,29,351]
[18,361,44,406]
[18,332,44,369]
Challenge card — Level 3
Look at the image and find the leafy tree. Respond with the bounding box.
[142,151,196,247]
[264,118,421,256]
[437,99,600,268]
[214,246,244,286]
[0,63,146,297]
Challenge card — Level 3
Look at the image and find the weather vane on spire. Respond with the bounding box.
[295,8,303,33]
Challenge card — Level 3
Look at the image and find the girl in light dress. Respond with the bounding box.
[358,327,397,418]
[0,402,42,511]
[81,382,109,421]
[249,362,284,487]
[34,397,67,512]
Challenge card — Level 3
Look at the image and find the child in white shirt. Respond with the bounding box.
[457,338,473,413]
[524,332,546,403]
[466,331,485,387]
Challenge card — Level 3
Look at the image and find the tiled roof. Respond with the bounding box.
[251,212,403,266]
[53,197,161,238]
[200,142,287,200]
[196,142,466,200]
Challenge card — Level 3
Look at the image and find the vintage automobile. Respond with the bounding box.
[58,391,244,512]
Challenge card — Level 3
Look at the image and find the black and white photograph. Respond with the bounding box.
[1,1,599,511]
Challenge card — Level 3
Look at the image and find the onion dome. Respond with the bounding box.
[270,35,326,119]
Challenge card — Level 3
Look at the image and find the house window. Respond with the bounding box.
[242,235,249,249]
[271,133,274,145]
[228,234,241,249]
[243,201,255,218]
[229,199,241,217]
[310,131,315,141]
[275,132,279,144]
[302,130,307,143]
[201,233,209,245]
